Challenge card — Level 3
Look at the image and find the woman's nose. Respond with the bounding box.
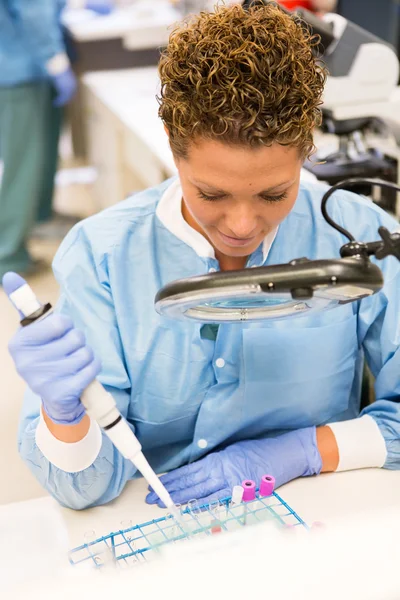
[225,209,259,239]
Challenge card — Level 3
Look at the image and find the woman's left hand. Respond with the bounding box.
[146,427,322,507]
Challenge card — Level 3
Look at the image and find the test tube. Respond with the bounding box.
[101,543,117,570]
[242,480,257,524]
[259,475,275,499]
[230,485,244,507]
[120,519,135,544]
[84,530,105,568]
[187,499,201,520]
[184,499,202,535]
[120,519,133,532]
[119,519,137,563]
[209,500,223,534]
[242,480,256,502]
[84,529,97,545]
[248,476,275,522]
[228,485,245,529]
[167,504,183,539]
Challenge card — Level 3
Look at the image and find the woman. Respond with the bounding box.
[10,3,400,510]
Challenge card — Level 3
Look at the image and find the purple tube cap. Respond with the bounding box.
[242,479,256,502]
[259,474,275,497]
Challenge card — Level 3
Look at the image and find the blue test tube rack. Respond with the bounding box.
[68,489,307,569]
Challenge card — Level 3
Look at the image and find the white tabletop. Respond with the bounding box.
[61,468,400,546]
[3,469,400,598]
[3,468,398,549]
[63,2,180,44]
[83,66,177,176]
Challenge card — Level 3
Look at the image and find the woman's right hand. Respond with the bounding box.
[8,314,101,425]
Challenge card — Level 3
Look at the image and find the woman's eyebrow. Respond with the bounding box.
[191,178,294,194]
[191,179,227,193]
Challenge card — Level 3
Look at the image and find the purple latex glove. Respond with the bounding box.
[85,0,114,14]
[146,428,322,507]
[51,67,77,107]
[8,314,101,425]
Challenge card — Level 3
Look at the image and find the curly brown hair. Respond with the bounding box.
[158,2,326,160]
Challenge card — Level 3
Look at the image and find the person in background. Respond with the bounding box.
[0,0,114,279]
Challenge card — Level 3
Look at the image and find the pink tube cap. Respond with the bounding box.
[259,474,275,497]
[242,480,256,502]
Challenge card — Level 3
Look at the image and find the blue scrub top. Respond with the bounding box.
[0,1,66,86]
[18,177,400,509]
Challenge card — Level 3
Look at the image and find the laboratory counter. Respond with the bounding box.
[62,2,180,157]
[62,469,400,548]
[82,67,176,208]
[63,2,179,45]
[2,469,400,599]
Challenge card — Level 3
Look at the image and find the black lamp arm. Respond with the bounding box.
[320,178,400,261]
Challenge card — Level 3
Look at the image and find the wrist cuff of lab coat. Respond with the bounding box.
[46,53,70,76]
[35,411,102,473]
[328,415,387,471]
[67,0,92,9]
[68,0,87,8]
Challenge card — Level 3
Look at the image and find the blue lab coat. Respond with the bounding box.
[18,178,400,508]
[0,1,66,86]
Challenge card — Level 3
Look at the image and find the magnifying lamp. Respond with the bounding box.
[155,179,400,323]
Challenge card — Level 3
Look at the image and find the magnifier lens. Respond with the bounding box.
[204,295,293,309]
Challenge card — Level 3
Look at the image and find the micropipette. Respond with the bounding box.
[3,272,179,518]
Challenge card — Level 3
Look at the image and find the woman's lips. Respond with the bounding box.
[217,230,257,247]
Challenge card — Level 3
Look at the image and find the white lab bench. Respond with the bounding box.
[62,3,180,158]
[62,469,400,548]
[2,469,400,599]
[63,3,180,48]
[82,67,176,208]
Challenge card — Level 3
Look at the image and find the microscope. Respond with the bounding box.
[301,11,400,215]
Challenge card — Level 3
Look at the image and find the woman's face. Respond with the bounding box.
[175,139,303,264]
